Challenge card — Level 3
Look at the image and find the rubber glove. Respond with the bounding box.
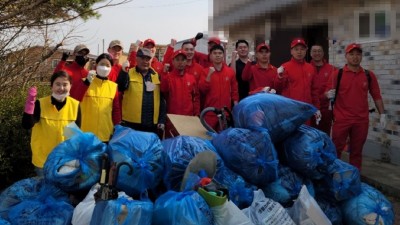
[326,89,336,99]
[315,110,322,125]
[122,60,130,72]
[86,70,96,83]
[380,114,387,129]
[277,66,284,78]
[24,86,37,114]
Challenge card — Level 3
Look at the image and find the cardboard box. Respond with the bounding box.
[165,114,211,140]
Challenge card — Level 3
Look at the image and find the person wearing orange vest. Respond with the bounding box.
[310,44,336,135]
[22,71,80,176]
[275,38,321,123]
[118,48,166,138]
[128,38,163,74]
[160,50,200,116]
[77,53,121,142]
[199,45,239,132]
[326,43,386,170]
[54,44,90,100]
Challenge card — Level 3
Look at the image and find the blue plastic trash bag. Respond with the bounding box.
[153,190,214,225]
[0,218,10,225]
[316,197,343,225]
[8,194,73,225]
[108,125,165,197]
[314,159,361,202]
[233,93,317,142]
[214,166,256,209]
[0,177,69,220]
[262,165,314,207]
[162,136,223,191]
[212,127,279,186]
[341,183,394,225]
[90,196,153,225]
[44,131,107,192]
[282,125,337,179]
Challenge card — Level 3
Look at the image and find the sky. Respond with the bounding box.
[60,0,210,55]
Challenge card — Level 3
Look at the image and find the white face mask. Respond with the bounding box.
[52,92,69,101]
[96,65,111,77]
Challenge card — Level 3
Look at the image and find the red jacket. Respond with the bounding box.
[311,60,336,110]
[54,61,88,100]
[160,69,200,116]
[242,62,280,93]
[275,58,320,109]
[199,64,239,110]
[327,65,382,121]
[128,50,163,74]
[108,64,122,82]
[194,51,212,68]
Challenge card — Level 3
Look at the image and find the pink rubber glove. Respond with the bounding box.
[24,86,37,114]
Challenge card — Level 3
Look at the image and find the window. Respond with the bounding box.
[356,9,391,39]
[52,59,60,68]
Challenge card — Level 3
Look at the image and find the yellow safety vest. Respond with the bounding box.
[122,69,160,124]
[80,77,117,141]
[31,96,79,168]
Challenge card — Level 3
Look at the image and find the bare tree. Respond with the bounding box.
[0,0,133,95]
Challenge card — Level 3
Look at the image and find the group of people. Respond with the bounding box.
[22,35,387,176]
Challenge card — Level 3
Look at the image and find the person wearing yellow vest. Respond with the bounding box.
[76,53,121,142]
[22,71,81,176]
[117,48,166,138]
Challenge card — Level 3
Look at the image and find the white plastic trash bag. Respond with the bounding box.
[72,183,100,225]
[288,185,332,225]
[242,189,295,225]
[211,201,254,225]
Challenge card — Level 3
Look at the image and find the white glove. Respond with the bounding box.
[122,61,130,72]
[157,123,165,130]
[277,66,284,74]
[380,114,387,129]
[326,89,336,99]
[262,86,276,94]
[86,70,96,83]
[315,110,322,125]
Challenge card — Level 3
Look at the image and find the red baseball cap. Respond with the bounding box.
[256,43,270,52]
[172,50,187,59]
[143,38,156,47]
[208,37,221,45]
[345,43,362,53]
[290,38,307,48]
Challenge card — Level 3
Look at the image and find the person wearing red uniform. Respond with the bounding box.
[107,40,124,82]
[275,38,321,122]
[199,45,239,131]
[310,44,337,135]
[160,50,200,116]
[242,43,279,94]
[128,38,163,74]
[54,44,90,100]
[326,43,386,170]
[163,40,206,82]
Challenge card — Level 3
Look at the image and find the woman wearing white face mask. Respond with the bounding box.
[78,53,121,142]
[22,71,81,176]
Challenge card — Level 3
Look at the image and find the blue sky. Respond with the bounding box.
[61,0,209,55]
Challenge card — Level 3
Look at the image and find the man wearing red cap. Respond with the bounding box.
[194,36,222,68]
[54,44,90,100]
[128,38,163,74]
[326,43,386,170]
[310,44,337,135]
[199,45,239,131]
[276,38,321,122]
[242,43,279,94]
[160,50,200,116]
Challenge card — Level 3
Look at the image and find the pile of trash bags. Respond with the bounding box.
[0,93,394,225]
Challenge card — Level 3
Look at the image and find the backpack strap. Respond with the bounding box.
[332,68,343,105]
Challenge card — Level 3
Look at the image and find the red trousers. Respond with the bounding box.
[332,119,369,170]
